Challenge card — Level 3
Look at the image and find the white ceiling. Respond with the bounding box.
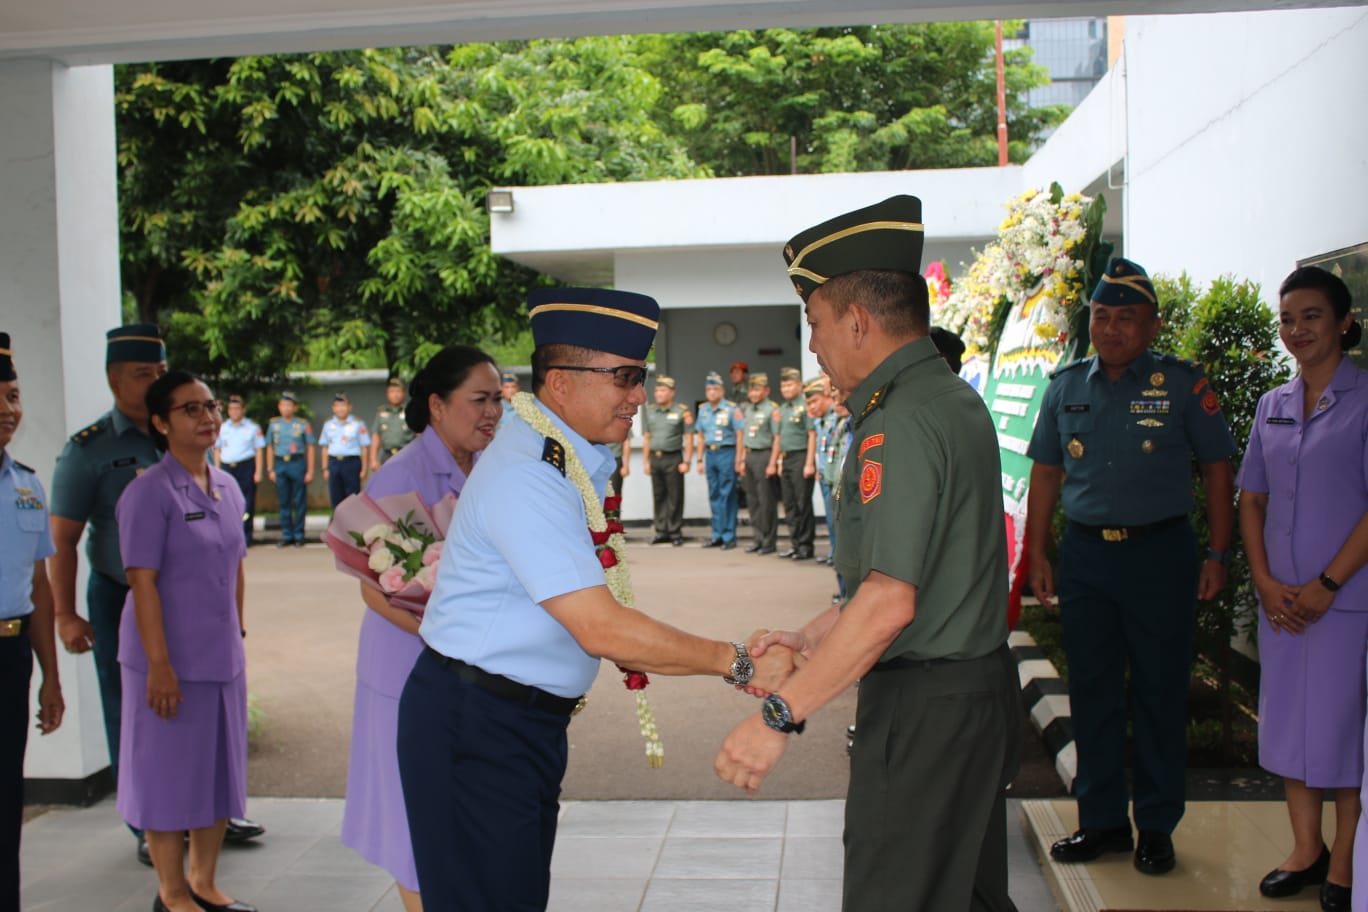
[2,0,1356,66]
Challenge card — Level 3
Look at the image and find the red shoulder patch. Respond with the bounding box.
[1191,377,1209,395]
[1201,389,1221,415]
[860,459,883,504]
[858,433,885,459]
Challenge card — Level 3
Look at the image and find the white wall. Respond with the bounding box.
[1123,8,1368,298]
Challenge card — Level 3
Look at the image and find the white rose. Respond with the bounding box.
[368,548,395,573]
[361,524,392,546]
[398,537,423,554]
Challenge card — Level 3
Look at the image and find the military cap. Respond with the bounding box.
[387,376,404,388]
[0,332,14,382]
[802,378,825,397]
[779,367,801,382]
[704,372,723,386]
[655,376,675,389]
[528,287,659,360]
[500,372,518,384]
[1091,256,1157,309]
[333,391,350,403]
[106,323,166,365]
[279,391,298,402]
[783,195,924,301]
[749,372,770,387]
[730,361,749,372]
[227,394,244,405]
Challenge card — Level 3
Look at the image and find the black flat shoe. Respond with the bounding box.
[702,538,723,548]
[791,548,814,560]
[1321,879,1351,912]
[743,542,762,553]
[138,838,153,867]
[1134,830,1175,875]
[671,536,685,546]
[1049,826,1133,863]
[721,540,736,550]
[650,534,671,545]
[1260,846,1329,897]
[153,896,169,912]
[756,546,776,555]
[191,892,258,912]
[778,549,797,558]
[223,817,265,843]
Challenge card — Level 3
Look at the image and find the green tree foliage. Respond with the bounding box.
[641,24,1068,176]
[116,42,703,388]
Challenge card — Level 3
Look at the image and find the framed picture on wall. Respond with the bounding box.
[1299,242,1368,369]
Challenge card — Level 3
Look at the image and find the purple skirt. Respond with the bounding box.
[340,609,424,891]
[1356,659,1368,912]
[1258,607,1368,788]
[116,668,247,832]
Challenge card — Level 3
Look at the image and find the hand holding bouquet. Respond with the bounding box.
[324,491,457,616]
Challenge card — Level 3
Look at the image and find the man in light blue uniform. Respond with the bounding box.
[496,371,520,432]
[265,392,315,547]
[214,394,264,545]
[397,287,796,911]
[693,371,744,549]
[319,392,370,508]
[0,334,64,909]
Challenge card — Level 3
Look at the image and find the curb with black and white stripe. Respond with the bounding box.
[1010,628,1076,792]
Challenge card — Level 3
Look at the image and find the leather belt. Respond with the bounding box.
[1068,515,1186,543]
[277,454,298,462]
[651,449,681,458]
[706,444,733,451]
[222,459,249,468]
[0,617,28,638]
[871,654,957,671]
[330,455,361,461]
[425,648,585,717]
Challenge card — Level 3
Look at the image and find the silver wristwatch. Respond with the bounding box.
[723,641,755,686]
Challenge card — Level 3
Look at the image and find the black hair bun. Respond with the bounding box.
[1343,320,1362,351]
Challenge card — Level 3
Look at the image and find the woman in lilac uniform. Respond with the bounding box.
[341,346,502,912]
[1239,267,1368,912]
[116,371,255,912]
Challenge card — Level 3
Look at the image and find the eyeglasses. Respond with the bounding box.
[547,365,649,388]
[169,399,224,419]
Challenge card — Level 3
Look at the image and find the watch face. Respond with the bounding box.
[762,698,785,729]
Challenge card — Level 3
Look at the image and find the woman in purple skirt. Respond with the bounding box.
[116,371,254,912]
[341,346,502,912]
[1239,267,1368,912]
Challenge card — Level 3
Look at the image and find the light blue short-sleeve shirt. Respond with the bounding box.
[1,452,57,620]
[215,418,264,464]
[418,400,614,698]
[319,416,370,456]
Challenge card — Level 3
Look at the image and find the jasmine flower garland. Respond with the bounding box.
[511,392,664,768]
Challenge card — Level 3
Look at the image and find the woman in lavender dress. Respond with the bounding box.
[116,371,254,912]
[1239,267,1368,912]
[340,346,501,912]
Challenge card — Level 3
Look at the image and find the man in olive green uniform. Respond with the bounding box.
[640,377,693,545]
[1026,257,1236,876]
[370,376,414,467]
[773,367,817,560]
[716,195,1021,912]
[738,374,780,555]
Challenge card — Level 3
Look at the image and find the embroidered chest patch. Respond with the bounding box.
[859,460,883,504]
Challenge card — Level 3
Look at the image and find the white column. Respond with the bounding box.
[0,59,123,784]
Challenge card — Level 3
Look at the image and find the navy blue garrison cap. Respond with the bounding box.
[106,324,166,365]
[1091,257,1157,309]
[0,333,14,382]
[528,287,660,360]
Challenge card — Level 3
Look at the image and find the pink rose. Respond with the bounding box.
[378,565,407,593]
[422,541,443,566]
[416,563,438,591]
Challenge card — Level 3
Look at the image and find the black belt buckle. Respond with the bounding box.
[332,455,360,461]
[278,454,296,462]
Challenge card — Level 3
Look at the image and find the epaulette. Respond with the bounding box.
[13,460,33,473]
[859,384,890,421]
[1156,352,1197,370]
[541,437,566,476]
[1049,357,1090,379]
[70,417,109,446]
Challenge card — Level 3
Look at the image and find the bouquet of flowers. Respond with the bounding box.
[324,491,457,616]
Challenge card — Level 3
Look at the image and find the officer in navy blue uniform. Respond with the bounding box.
[265,392,315,547]
[397,287,797,911]
[0,334,64,912]
[1026,257,1237,876]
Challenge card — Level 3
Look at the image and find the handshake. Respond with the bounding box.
[730,628,810,698]
[714,627,814,794]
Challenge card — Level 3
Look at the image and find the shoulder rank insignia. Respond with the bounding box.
[71,420,105,445]
[13,460,34,473]
[541,437,566,476]
[859,386,889,421]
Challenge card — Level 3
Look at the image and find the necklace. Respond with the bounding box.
[510,393,663,767]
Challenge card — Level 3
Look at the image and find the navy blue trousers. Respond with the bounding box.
[0,622,32,912]
[704,447,738,544]
[222,459,257,545]
[1058,520,1198,834]
[274,459,307,543]
[327,456,362,508]
[397,649,569,911]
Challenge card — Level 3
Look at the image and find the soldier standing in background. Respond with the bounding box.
[265,392,315,548]
[774,367,816,561]
[640,377,693,546]
[370,377,414,468]
[214,395,264,546]
[319,392,370,509]
[694,371,744,550]
[738,373,780,555]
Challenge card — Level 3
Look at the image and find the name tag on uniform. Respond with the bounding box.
[1063,404,1089,413]
[1266,417,1296,426]
[184,511,206,521]
[113,457,138,468]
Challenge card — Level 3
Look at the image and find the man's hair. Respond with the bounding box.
[818,269,930,338]
[531,343,597,392]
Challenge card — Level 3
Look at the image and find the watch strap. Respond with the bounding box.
[1319,572,1342,592]
[1206,548,1231,565]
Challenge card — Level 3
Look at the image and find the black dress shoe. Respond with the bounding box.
[274,540,288,549]
[744,542,762,553]
[1260,846,1329,897]
[1049,826,1133,863]
[1134,830,1175,875]
[138,838,153,867]
[778,549,797,558]
[671,536,685,546]
[791,548,814,560]
[702,538,723,548]
[721,540,737,550]
[223,817,265,843]
[756,546,776,555]
[153,896,169,912]
[1321,879,1351,911]
[191,892,258,912]
[650,534,671,545]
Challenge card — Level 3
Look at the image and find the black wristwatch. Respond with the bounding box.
[1319,572,1342,592]
[761,694,805,734]
[723,642,754,686]
[1206,548,1231,565]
